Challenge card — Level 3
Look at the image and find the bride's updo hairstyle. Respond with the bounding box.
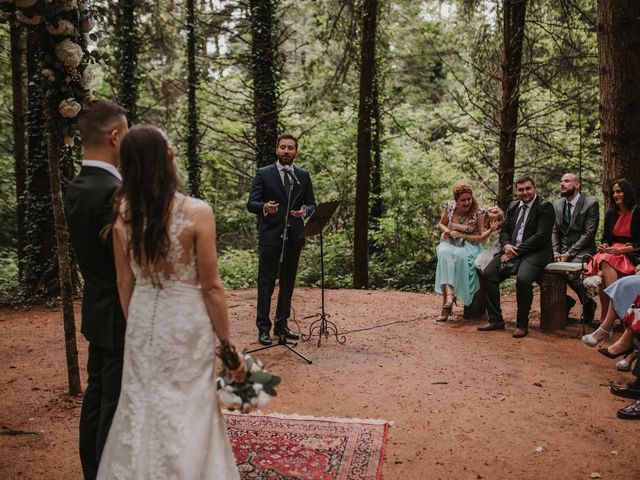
[116,124,179,267]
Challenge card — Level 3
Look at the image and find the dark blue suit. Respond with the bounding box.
[247,162,316,334]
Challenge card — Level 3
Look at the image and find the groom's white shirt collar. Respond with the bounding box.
[82,160,122,181]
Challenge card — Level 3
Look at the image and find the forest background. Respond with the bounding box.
[0,0,636,304]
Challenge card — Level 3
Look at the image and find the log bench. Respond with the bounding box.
[539,261,584,331]
[464,261,585,330]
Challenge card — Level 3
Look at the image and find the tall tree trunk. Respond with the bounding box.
[186,0,201,198]
[10,15,27,280]
[597,0,640,208]
[353,0,378,289]
[24,29,58,296]
[497,0,527,210]
[370,72,383,232]
[116,0,140,124]
[47,135,82,395]
[249,0,279,168]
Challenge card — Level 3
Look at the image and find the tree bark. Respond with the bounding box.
[249,0,279,168]
[497,0,527,210]
[24,29,58,296]
[116,0,140,124]
[10,15,27,280]
[597,0,640,208]
[186,0,201,198]
[47,134,81,396]
[353,0,378,289]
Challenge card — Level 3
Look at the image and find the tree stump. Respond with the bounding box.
[540,271,567,331]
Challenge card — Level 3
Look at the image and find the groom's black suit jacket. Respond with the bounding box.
[64,166,125,350]
[247,163,316,245]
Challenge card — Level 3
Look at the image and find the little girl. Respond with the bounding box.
[474,206,504,272]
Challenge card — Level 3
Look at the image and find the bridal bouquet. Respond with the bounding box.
[216,353,280,413]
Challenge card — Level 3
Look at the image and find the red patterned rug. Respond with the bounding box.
[224,412,389,480]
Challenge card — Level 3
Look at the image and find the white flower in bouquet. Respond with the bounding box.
[218,390,242,410]
[15,0,36,7]
[55,39,84,69]
[59,98,82,118]
[252,383,263,394]
[46,19,76,36]
[16,11,42,25]
[257,391,271,408]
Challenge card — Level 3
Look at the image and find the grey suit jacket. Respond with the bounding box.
[551,194,599,261]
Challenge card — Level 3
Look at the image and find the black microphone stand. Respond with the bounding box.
[247,168,312,364]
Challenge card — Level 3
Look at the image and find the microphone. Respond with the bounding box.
[284,166,300,185]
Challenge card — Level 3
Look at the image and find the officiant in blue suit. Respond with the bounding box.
[247,133,316,346]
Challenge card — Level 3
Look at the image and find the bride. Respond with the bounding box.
[97,125,246,479]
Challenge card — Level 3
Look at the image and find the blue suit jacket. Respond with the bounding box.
[247,162,316,246]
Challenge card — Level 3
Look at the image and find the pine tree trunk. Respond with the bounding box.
[47,133,81,396]
[370,72,383,233]
[10,15,27,280]
[186,0,201,198]
[116,0,139,124]
[597,0,640,208]
[24,29,58,297]
[353,0,378,289]
[249,0,279,168]
[497,0,527,210]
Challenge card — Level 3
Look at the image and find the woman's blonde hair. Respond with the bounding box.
[486,205,504,221]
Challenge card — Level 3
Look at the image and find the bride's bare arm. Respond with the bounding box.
[194,203,246,380]
[113,221,135,320]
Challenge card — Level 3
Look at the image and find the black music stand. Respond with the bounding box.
[300,200,346,347]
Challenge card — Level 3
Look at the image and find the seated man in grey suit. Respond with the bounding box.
[552,173,599,323]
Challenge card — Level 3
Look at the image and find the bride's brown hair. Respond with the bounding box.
[114,124,179,267]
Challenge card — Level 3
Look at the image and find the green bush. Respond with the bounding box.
[218,247,258,290]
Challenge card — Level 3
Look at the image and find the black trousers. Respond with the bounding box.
[256,236,302,334]
[79,343,123,480]
[565,256,590,305]
[482,254,546,329]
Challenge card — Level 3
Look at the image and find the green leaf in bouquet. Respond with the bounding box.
[249,371,274,384]
[262,385,277,396]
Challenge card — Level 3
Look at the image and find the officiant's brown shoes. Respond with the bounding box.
[477,322,505,331]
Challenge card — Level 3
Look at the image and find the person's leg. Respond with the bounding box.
[256,244,280,334]
[79,343,102,480]
[604,326,636,356]
[95,347,123,463]
[599,261,619,322]
[480,255,506,324]
[515,258,544,330]
[274,239,302,332]
[567,258,596,322]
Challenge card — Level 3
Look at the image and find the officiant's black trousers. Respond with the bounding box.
[482,255,545,329]
[256,236,302,334]
[79,343,123,480]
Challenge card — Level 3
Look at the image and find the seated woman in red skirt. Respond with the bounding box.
[585,178,640,323]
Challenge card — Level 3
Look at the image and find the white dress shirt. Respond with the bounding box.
[515,194,537,246]
[82,160,122,181]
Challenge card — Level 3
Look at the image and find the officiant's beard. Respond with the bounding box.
[560,187,576,198]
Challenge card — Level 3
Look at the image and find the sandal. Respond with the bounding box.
[437,294,455,322]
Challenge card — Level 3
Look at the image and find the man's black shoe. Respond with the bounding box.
[582,298,596,324]
[610,384,640,400]
[566,295,577,318]
[274,327,299,341]
[258,332,272,346]
[477,322,505,331]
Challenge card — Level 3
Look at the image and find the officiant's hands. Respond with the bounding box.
[265,201,279,215]
[290,205,307,218]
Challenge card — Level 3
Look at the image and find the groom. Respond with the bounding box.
[247,133,316,346]
[64,100,128,479]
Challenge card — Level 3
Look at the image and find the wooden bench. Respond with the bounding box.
[539,262,584,331]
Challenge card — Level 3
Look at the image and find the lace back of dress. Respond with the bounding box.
[129,194,198,286]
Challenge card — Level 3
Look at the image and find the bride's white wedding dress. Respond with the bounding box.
[97,194,240,479]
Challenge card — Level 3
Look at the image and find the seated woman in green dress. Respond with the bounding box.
[435,181,498,321]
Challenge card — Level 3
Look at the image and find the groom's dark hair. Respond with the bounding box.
[78,100,128,148]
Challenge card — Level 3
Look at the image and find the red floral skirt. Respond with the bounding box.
[624,293,640,333]
[586,243,636,276]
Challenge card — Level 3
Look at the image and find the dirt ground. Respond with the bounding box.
[1,287,638,480]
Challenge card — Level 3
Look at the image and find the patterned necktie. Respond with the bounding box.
[512,204,528,245]
[283,168,291,192]
[563,201,572,228]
